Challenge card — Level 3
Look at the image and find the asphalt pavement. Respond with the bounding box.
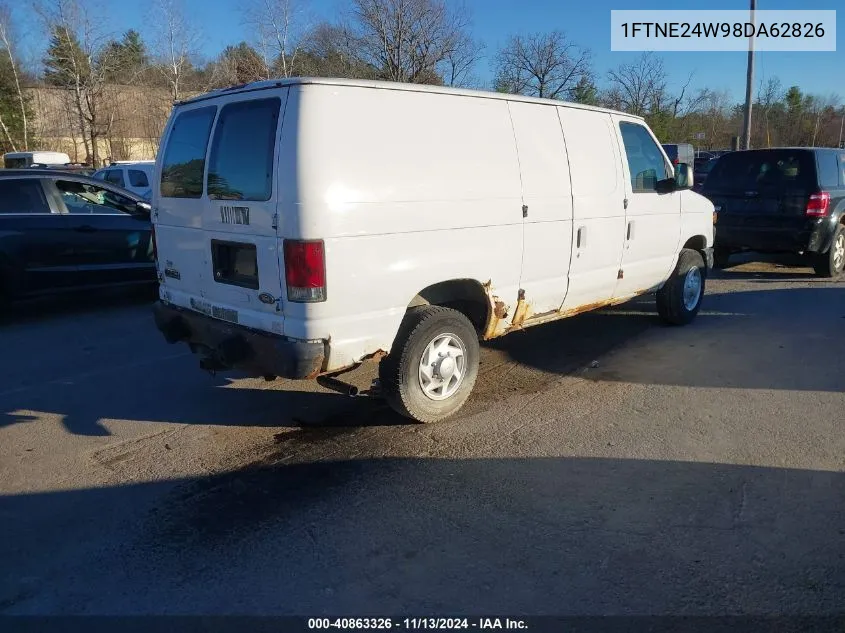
[1,256,844,615]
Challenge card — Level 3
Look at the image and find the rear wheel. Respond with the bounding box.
[657,249,706,326]
[379,306,480,423]
[813,225,845,278]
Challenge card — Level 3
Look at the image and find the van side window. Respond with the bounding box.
[817,152,839,189]
[160,106,217,199]
[207,98,280,201]
[620,122,669,193]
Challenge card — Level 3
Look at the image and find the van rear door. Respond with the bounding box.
[155,90,288,335]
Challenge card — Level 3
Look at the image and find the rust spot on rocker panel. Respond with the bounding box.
[480,279,653,341]
[504,289,654,334]
[481,280,511,340]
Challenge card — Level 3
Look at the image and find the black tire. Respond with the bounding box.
[813,225,845,278]
[713,246,732,269]
[657,249,706,326]
[379,306,480,423]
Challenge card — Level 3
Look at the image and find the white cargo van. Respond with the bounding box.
[3,151,72,168]
[152,78,714,422]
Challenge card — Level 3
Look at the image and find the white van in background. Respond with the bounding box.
[93,161,155,199]
[3,151,72,168]
[152,78,714,423]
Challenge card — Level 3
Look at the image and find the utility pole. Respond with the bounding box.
[741,0,756,150]
[839,114,844,148]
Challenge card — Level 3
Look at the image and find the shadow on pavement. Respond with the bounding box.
[0,286,156,327]
[503,285,845,394]
[1,455,843,615]
[1,285,844,436]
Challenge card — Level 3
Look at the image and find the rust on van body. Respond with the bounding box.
[481,279,511,340]
[481,283,654,339]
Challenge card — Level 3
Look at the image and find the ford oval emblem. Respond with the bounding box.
[258,292,276,305]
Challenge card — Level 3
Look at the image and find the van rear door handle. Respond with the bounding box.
[627,221,634,240]
[576,226,586,248]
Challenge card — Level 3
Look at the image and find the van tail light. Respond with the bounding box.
[806,192,830,217]
[283,239,326,302]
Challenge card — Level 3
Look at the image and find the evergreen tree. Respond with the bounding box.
[571,76,599,105]
[43,25,90,88]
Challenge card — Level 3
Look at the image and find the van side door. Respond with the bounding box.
[557,109,627,311]
[507,101,573,315]
[613,118,681,298]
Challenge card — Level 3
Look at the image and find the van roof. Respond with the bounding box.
[3,150,70,158]
[176,76,643,119]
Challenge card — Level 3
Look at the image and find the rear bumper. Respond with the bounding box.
[715,221,830,254]
[153,301,325,379]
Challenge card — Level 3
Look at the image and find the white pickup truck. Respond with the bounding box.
[151,78,714,422]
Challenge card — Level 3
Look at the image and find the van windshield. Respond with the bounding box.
[703,150,815,194]
[4,157,28,168]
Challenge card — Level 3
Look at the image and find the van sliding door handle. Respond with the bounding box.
[576,227,586,248]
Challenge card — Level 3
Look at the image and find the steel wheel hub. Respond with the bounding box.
[418,333,467,401]
[683,267,702,311]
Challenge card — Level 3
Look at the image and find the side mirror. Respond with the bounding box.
[655,177,677,194]
[674,163,694,190]
[136,201,152,215]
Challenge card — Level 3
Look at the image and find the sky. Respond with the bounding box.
[12,0,845,104]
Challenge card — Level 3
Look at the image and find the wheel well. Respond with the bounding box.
[682,235,707,252]
[407,279,490,335]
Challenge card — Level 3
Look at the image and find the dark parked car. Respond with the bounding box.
[701,148,845,277]
[0,170,156,302]
[693,156,719,190]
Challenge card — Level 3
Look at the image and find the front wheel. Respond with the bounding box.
[813,225,845,278]
[656,249,706,326]
[379,306,480,423]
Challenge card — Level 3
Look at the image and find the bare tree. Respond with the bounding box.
[809,93,840,147]
[0,3,29,149]
[39,0,125,166]
[757,76,783,147]
[242,0,307,78]
[607,52,667,116]
[493,31,590,99]
[150,0,199,102]
[345,0,478,84]
[442,30,484,87]
[295,21,376,79]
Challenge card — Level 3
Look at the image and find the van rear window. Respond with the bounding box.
[703,150,815,193]
[160,106,217,199]
[207,98,280,201]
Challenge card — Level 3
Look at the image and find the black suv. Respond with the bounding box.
[701,148,845,277]
[0,170,156,302]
